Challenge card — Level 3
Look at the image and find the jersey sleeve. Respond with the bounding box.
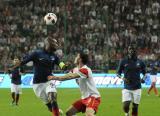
[117,59,124,76]
[21,51,37,65]
[77,68,90,78]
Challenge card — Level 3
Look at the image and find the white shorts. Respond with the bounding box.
[122,89,141,104]
[11,83,22,94]
[33,80,57,104]
[150,75,157,83]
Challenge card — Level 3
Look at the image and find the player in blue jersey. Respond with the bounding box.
[117,44,146,116]
[11,38,66,116]
[147,56,159,96]
[9,57,24,106]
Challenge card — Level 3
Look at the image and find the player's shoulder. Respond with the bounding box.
[81,65,92,73]
[29,49,43,55]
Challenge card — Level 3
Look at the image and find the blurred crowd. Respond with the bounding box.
[0,0,160,72]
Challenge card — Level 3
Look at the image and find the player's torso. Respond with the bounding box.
[149,61,159,75]
[122,59,143,90]
[73,66,100,98]
[11,67,21,85]
[32,50,59,83]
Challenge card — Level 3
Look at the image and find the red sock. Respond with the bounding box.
[52,108,60,116]
[132,112,138,116]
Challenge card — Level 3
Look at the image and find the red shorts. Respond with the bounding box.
[72,96,101,113]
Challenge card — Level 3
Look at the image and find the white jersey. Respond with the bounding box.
[72,65,100,99]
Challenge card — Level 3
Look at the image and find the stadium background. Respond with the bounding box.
[0,0,160,116]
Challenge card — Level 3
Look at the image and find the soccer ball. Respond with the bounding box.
[44,13,57,25]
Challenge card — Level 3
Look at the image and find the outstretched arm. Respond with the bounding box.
[48,73,80,81]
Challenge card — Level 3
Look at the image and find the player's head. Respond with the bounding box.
[75,52,89,65]
[44,37,59,52]
[127,43,137,59]
[13,57,20,65]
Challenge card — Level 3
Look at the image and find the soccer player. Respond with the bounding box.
[48,52,101,116]
[8,57,24,106]
[147,56,159,96]
[11,38,66,116]
[117,44,146,116]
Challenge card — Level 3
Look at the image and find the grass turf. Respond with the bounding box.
[0,88,159,116]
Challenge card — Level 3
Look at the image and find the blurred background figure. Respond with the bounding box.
[147,55,160,96]
[8,57,24,106]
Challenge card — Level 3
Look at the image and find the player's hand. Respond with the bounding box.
[48,76,54,80]
[123,78,130,84]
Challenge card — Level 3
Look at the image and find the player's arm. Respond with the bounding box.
[48,68,88,81]
[10,52,36,70]
[141,61,147,83]
[48,73,80,81]
[116,59,124,79]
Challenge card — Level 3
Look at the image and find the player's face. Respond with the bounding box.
[45,38,59,52]
[128,45,137,58]
[13,58,20,65]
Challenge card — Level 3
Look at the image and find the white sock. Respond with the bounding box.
[125,113,129,116]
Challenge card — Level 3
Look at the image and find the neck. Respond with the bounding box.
[78,63,85,68]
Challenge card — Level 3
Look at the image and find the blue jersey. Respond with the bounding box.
[147,60,160,75]
[117,58,146,90]
[21,49,60,84]
[10,67,23,85]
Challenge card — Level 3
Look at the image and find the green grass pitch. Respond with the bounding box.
[0,88,159,116]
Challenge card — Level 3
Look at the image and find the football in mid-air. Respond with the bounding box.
[44,13,57,25]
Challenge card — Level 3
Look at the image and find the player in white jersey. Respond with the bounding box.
[48,52,101,116]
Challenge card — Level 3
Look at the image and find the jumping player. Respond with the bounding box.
[117,44,146,116]
[11,38,66,116]
[9,57,24,106]
[48,52,101,116]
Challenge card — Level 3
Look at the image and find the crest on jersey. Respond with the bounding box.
[136,62,140,67]
[50,56,55,61]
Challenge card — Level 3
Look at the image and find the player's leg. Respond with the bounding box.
[15,84,22,105]
[132,89,141,116]
[11,92,16,104]
[46,80,60,116]
[148,75,156,95]
[147,83,153,95]
[152,77,159,96]
[123,101,131,116]
[153,82,159,96]
[66,105,80,116]
[85,97,101,116]
[33,83,51,111]
[122,89,132,116]
[85,108,95,116]
[132,103,138,116]
[66,99,85,116]
[48,92,60,116]
[11,83,16,105]
[15,94,20,105]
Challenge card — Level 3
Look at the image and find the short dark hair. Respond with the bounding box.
[79,52,88,64]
